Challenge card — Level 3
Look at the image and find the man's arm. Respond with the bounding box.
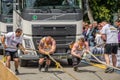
[71,43,81,59]
[1,35,7,48]
[101,34,106,42]
[100,25,107,42]
[85,41,90,51]
[17,43,28,54]
[1,35,5,44]
[48,40,56,54]
[38,42,46,54]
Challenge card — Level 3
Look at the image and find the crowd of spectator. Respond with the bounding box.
[82,20,120,48]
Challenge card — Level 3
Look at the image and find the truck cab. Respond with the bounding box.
[13,0,83,67]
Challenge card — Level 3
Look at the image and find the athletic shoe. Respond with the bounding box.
[15,69,19,75]
[73,66,78,71]
[44,65,49,72]
[39,64,42,71]
[104,67,114,73]
[107,68,114,73]
[104,67,110,73]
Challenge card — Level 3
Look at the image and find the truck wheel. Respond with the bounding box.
[0,49,3,55]
[67,59,73,65]
[20,59,28,67]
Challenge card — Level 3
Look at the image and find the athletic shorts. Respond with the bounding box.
[104,43,118,54]
[40,54,52,59]
[72,56,81,66]
[5,50,18,58]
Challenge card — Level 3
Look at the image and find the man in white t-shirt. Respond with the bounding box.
[1,28,26,75]
[101,21,118,73]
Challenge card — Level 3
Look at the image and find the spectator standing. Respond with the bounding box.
[101,21,118,73]
[86,24,95,47]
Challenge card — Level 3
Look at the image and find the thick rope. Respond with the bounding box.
[46,52,79,80]
[87,50,120,71]
[23,48,79,80]
[77,42,120,71]
[73,42,120,71]
[1,46,79,79]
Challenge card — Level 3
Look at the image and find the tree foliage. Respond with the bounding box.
[86,0,120,22]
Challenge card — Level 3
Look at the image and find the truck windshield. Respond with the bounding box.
[1,0,13,15]
[23,0,79,8]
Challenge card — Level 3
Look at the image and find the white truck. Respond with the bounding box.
[0,0,13,54]
[13,0,83,67]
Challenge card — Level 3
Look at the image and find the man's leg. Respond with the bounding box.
[107,44,118,73]
[45,59,51,72]
[112,54,117,67]
[14,58,19,75]
[104,44,112,73]
[5,51,11,68]
[6,56,11,68]
[104,54,113,73]
[104,54,110,65]
[104,53,116,73]
[112,44,118,67]
[72,56,80,71]
[38,58,44,71]
[104,44,118,73]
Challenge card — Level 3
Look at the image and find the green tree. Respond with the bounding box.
[84,0,120,23]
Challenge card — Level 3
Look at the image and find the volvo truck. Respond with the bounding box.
[13,0,83,67]
[0,0,13,54]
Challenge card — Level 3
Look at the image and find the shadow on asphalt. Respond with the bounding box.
[76,69,96,73]
[21,59,92,69]
[44,70,64,74]
[18,72,38,75]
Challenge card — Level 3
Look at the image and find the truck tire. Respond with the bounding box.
[0,49,3,55]
[67,59,73,65]
[20,59,28,67]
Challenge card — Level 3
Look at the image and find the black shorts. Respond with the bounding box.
[104,43,118,54]
[40,54,52,59]
[72,56,81,66]
[5,50,18,58]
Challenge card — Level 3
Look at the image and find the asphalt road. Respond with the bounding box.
[0,55,120,80]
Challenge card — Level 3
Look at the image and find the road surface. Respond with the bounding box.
[0,55,120,80]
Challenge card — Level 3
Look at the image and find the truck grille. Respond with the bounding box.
[32,24,76,51]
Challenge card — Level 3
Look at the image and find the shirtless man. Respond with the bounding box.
[38,36,56,72]
[71,37,89,71]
